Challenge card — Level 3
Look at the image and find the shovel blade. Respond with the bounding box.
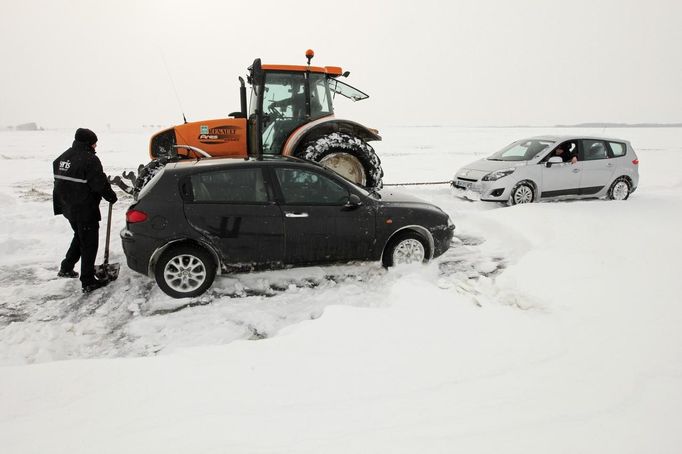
[94,263,120,282]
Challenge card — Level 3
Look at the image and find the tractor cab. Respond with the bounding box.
[247,52,369,158]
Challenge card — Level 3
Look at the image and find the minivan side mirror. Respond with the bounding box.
[343,193,363,209]
[546,156,563,167]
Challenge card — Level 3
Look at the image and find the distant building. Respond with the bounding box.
[15,122,40,131]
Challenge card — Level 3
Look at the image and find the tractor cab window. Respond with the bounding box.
[309,73,333,118]
[261,72,308,155]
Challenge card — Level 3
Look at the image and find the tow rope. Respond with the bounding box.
[383,180,454,187]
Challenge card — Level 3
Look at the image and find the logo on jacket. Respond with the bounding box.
[59,160,71,171]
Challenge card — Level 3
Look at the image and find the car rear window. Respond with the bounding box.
[609,142,626,157]
[136,166,166,200]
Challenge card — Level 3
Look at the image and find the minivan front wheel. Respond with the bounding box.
[383,232,430,267]
[608,178,631,201]
[509,182,535,205]
[155,245,216,298]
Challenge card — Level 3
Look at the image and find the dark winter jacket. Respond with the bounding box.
[53,141,117,223]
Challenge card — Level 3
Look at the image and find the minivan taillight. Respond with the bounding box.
[126,209,148,223]
[632,159,639,165]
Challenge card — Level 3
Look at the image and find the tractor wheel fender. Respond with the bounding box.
[283,118,381,157]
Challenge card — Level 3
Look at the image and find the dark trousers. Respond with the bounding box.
[61,220,99,285]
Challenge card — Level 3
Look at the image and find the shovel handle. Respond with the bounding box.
[104,202,113,265]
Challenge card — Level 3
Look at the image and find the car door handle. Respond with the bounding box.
[285,212,309,218]
[607,163,614,167]
[572,168,581,173]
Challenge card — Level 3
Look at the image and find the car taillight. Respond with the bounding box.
[632,159,639,165]
[126,209,148,223]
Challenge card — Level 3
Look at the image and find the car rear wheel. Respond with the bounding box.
[383,231,430,267]
[608,177,631,200]
[155,245,216,298]
[296,133,384,190]
[509,182,535,205]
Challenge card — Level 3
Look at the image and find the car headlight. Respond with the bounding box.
[482,168,515,181]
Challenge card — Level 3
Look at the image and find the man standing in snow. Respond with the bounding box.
[53,128,118,293]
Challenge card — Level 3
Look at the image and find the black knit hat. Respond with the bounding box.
[74,128,98,146]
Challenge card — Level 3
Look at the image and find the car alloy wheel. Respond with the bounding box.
[512,184,534,204]
[392,238,426,265]
[155,245,217,298]
[611,180,630,200]
[164,254,207,293]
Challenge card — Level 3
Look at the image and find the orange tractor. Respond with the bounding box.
[114,50,383,194]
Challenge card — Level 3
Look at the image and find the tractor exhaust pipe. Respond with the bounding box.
[239,76,247,118]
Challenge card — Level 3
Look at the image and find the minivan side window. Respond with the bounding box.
[275,168,348,205]
[581,139,609,161]
[190,167,269,203]
[608,141,626,157]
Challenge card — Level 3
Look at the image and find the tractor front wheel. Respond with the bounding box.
[296,133,384,190]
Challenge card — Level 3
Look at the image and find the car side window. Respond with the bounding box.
[581,139,609,161]
[275,168,349,205]
[608,141,626,157]
[190,167,269,203]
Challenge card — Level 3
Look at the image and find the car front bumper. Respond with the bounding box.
[452,178,511,202]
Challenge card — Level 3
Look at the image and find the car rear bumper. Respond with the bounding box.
[120,228,161,277]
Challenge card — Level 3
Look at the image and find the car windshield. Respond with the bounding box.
[488,139,554,161]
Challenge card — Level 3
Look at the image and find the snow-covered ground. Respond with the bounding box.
[1,126,681,453]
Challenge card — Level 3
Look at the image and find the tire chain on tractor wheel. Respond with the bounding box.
[297,132,384,190]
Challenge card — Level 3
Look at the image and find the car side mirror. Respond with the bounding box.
[343,193,363,209]
[546,156,563,167]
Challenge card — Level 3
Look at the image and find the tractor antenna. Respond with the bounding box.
[159,48,188,124]
[305,49,314,66]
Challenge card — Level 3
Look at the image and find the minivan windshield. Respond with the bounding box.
[488,139,554,161]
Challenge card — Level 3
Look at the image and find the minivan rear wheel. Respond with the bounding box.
[608,177,631,201]
[155,245,216,298]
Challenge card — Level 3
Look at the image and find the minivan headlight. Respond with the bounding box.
[482,168,515,181]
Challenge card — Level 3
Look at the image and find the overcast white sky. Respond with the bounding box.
[1,0,680,129]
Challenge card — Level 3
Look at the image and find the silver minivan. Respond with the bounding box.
[453,136,639,205]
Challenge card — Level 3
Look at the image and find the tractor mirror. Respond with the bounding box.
[250,58,264,86]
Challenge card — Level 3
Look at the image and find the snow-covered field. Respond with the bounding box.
[1,126,681,453]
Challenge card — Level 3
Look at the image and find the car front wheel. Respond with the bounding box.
[383,231,430,267]
[509,182,535,205]
[155,245,216,298]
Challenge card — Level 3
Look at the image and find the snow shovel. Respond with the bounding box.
[94,202,120,282]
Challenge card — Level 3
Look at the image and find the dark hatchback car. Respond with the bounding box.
[121,157,455,298]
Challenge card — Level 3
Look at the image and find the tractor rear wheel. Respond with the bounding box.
[296,133,384,190]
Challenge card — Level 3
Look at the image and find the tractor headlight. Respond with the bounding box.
[482,168,515,181]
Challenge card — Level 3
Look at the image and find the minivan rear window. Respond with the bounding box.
[609,142,626,157]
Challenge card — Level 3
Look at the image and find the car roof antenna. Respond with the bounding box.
[159,47,188,124]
